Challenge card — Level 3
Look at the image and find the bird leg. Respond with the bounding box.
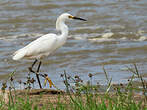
[28,59,38,73]
[28,59,42,89]
[36,61,42,89]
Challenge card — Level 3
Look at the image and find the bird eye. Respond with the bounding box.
[68,16,73,19]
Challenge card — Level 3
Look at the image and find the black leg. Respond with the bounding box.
[36,61,42,89]
[28,59,38,73]
[32,59,38,68]
[37,61,42,72]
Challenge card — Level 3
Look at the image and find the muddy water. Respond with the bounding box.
[0,0,147,89]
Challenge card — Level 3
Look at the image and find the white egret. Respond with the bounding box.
[12,13,86,88]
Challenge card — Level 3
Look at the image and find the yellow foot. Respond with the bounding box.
[44,75,56,88]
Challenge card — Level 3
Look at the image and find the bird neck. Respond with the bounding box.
[56,19,69,37]
[60,22,69,37]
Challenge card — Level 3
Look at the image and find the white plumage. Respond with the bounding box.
[13,33,58,60]
[13,14,69,60]
[13,13,86,61]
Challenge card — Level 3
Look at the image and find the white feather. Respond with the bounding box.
[13,49,27,60]
[12,13,85,61]
[13,33,59,60]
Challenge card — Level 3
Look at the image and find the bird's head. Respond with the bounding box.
[58,13,87,21]
[56,13,86,31]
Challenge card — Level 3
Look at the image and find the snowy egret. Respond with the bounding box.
[12,13,86,88]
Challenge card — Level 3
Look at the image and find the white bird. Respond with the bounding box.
[12,13,86,88]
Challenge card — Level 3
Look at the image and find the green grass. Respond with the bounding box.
[0,64,146,110]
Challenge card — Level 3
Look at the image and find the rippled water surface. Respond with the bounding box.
[0,0,147,89]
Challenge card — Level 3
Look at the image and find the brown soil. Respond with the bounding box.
[0,89,145,108]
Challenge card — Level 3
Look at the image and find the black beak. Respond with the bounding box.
[73,16,87,21]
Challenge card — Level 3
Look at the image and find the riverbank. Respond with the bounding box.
[0,87,146,110]
[0,64,147,109]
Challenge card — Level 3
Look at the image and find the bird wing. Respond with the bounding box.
[25,33,58,56]
[13,33,58,60]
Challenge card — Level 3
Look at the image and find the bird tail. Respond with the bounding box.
[12,49,27,60]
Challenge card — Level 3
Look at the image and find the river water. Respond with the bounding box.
[0,0,147,89]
